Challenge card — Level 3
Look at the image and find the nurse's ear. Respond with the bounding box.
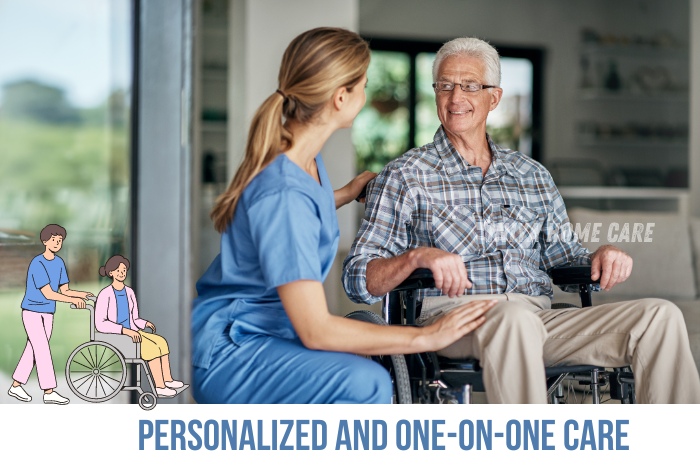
[332,86,348,111]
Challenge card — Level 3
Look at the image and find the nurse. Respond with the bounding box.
[191,27,495,403]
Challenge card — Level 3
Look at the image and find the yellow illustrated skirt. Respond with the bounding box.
[137,331,170,361]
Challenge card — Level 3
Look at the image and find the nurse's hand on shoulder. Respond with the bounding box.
[420,300,495,351]
[334,171,377,209]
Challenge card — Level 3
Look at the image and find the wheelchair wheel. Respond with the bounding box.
[345,310,412,404]
[66,341,127,403]
[139,392,157,410]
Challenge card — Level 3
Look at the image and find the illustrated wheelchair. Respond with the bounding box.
[347,265,635,404]
[65,298,161,410]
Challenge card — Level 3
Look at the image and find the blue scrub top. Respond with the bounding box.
[191,154,339,369]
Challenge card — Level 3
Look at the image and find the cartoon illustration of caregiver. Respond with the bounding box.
[7,224,93,405]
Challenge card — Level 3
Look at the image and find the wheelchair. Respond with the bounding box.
[347,265,635,404]
[65,298,160,410]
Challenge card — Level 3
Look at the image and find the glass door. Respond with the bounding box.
[0,0,134,390]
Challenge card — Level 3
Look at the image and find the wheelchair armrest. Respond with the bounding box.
[549,265,598,286]
[395,265,598,291]
[549,265,599,308]
[393,268,436,292]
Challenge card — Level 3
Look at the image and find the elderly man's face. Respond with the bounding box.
[435,54,502,139]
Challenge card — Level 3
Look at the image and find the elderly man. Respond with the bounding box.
[342,37,700,403]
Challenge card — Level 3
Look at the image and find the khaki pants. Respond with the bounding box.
[419,294,700,404]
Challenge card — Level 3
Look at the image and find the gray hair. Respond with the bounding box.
[432,37,501,86]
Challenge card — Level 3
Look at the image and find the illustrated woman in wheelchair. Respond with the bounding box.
[342,36,700,404]
[65,255,186,409]
[95,255,184,396]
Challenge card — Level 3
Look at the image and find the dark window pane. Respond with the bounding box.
[416,52,440,147]
[488,57,533,155]
[352,51,410,173]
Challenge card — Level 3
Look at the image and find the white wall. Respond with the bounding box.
[227,0,362,314]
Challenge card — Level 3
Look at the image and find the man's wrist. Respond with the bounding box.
[405,248,421,271]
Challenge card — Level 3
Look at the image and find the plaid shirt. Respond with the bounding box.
[342,127,591,304]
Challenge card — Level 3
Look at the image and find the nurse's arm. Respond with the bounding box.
[277,280,492,356]
[333,171,376,209]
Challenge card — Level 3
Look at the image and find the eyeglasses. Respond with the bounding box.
[432,81,497,93]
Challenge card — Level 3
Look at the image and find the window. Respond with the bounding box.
[353,38,543,172]
[0,0,134,382]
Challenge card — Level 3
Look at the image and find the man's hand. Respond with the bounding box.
[590,244,633,290]
[71,297,86,309]
[412,247,472,297]
[365,247,471,298]
[123,328,142,342]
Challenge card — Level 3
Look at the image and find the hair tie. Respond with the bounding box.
[276,89,286,99]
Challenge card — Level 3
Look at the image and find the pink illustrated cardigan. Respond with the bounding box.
[95,285,147,334]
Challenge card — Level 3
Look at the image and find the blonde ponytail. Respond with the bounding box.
[210,27,370,233]
[211,92,291,232]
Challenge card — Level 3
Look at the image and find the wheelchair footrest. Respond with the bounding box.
[437,356,481,372]
[436,357,485,392]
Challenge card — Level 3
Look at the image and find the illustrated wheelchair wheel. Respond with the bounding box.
[139,392,157,410]
[66,341,127,403]
[346,310,413,404]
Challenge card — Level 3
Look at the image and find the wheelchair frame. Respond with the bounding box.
[348,265,635,404]
[65,298,159,410]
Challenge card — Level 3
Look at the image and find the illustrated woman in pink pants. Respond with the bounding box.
[7,224,93,405]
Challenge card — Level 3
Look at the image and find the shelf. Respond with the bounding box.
[560,186,688,198]
[202,63,227,72]
[202,68,228,81]
[202,27,228,37]
[201,107,227,120]
[201,121,227,133]
[559,187,689,213]
[201,15,228,33]
[577,89,688,102]
[580,44,688,59]
[577,138,687,149]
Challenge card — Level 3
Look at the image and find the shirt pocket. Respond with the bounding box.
[500,204,545,250]
[431,203,479,255]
